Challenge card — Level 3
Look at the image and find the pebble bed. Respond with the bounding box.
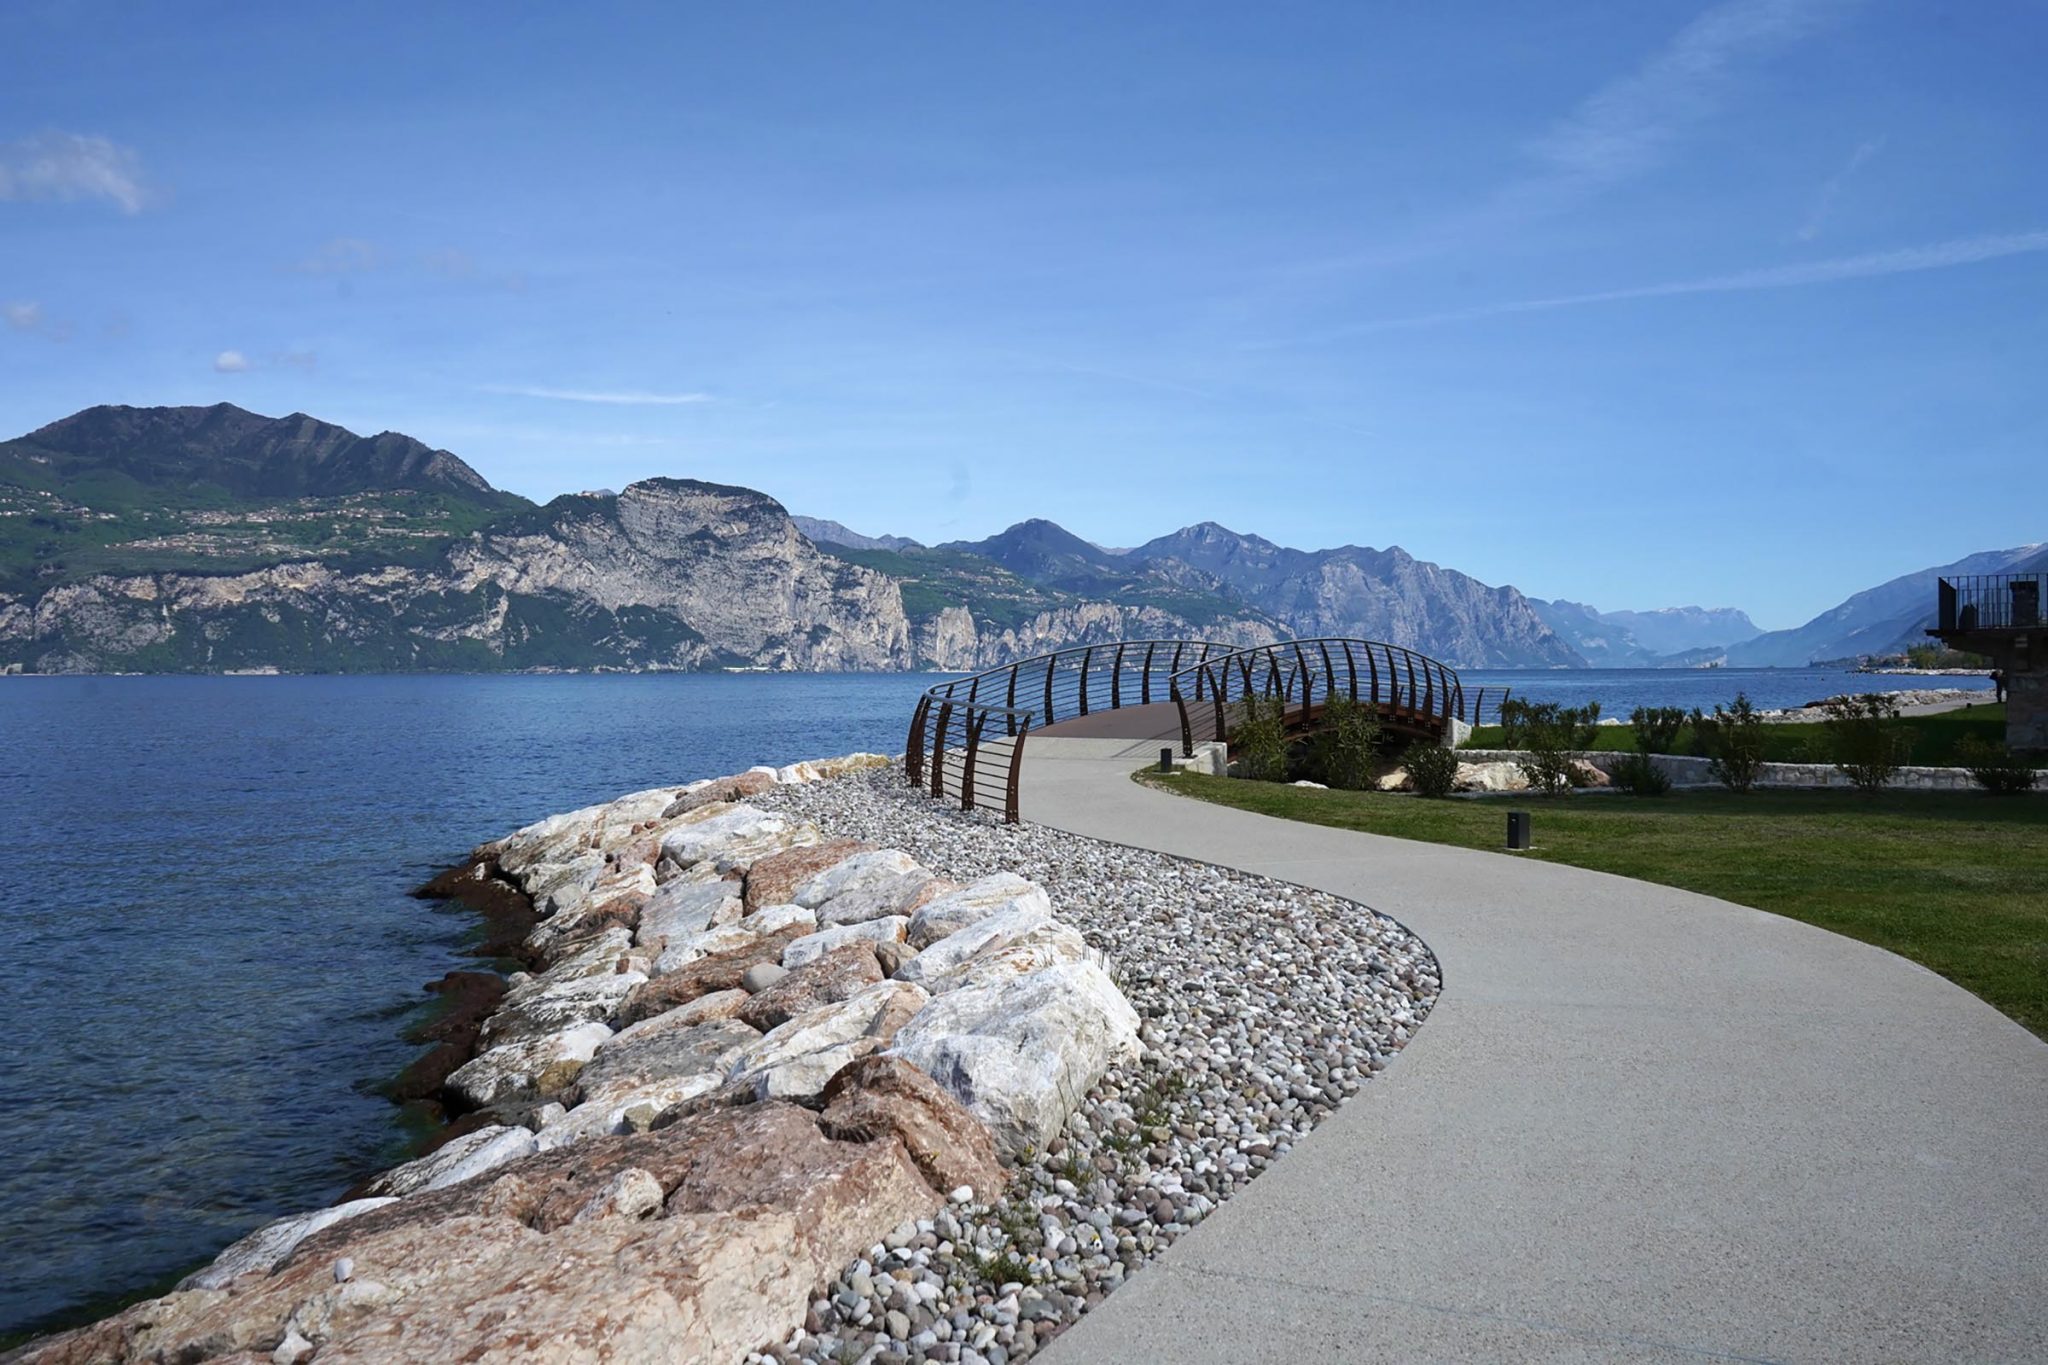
[747,766,1440,1365]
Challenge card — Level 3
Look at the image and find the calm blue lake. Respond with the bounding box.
[0,665,1989,1337]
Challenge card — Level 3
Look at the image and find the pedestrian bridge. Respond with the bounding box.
[904,638,1495,822]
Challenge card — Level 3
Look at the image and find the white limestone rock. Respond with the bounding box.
[816,870,937,927]
[364,1126,538,1198]
[738,902,818,936]
[791,848,921,909]
[727,979,929,1102]
[180,1198,398,1290]
[658,805,811,873]
[894,902,1055,989]
[905,873,1052,950]
[890,961,1142,1156]
[446,1020,614,1108]
[652,923,757,976]
[923,920,1094,996]
[635,877,743,950]
[782,916,910,969]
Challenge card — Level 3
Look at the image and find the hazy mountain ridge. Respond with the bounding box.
[791,515,921,553]
[1532,599,1760,667]
[1725,543,2048,666]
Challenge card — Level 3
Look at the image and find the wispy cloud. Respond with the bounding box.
[482,384,713,406]
[5,300,71,341]
[1515,0,1860,207]
[1796,137,1884,241]
[0,130,155,213]
[213,350,251,373]
[1266,231,2048,341]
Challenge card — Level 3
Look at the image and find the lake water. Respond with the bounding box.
[0,665,1990,1338]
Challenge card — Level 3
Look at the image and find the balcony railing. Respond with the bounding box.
[1936,574,2046,633]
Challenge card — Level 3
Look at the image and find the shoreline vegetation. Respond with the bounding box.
[1140,771,2048,1039]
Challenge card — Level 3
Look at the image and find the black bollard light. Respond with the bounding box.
[1507,810,1531,850]
[1159,747,1175,773]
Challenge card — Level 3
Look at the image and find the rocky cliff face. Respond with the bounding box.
[2,480,914,674]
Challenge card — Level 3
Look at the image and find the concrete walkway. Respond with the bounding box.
[1026,737,2048,1364]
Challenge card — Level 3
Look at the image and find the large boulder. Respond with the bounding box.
[364,1127,539,1199]
[574,1016,762,1108]
[782,916,910,969]
[738,943,884,1032]
[658,805,810,874]
[178,1197,398,1290]
[789,849,921,909]
[445,1021,613,1109]
[889,961,1141,1155]
[923,920,1093,996]
[893,901,1055,989]
[617,926,810,1025]
[39,1104,946,1365]
[820,1056,1007,1199]
[727,981,930,1102]
[905,873,1052,949]
[661,769,778,817]
[635,877,742,951]
[652,923,758,977]
[743,838,869,911]
[815,870,949,927]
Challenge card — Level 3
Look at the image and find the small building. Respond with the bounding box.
[1929,572,2046,753]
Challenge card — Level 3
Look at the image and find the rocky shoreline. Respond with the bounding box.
[10,755,1438,1364]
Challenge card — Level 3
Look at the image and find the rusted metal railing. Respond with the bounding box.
[1166,638,1465,757]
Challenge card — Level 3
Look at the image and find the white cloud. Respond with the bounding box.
[1290,230,2048,338]
[5,299,71,341]
[482,384,712,406]
[1796,137,1884,241]
[213,350,252,373]
[1520,0,1860,203]
[0,130,153,213]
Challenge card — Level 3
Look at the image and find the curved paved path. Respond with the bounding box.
[1023,738,2048,1364]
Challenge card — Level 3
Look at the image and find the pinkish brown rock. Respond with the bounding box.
[616,926,809,1025]
[743,838,870,913]
[737,942,885,1032]
[820,1056,1008,1199]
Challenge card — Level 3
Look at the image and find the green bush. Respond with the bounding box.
[1611,751,1672,796]
[1821,693,1911,793]
[1691,694,1767,792]
[1955,735,2044,794]
[1514,701,1602,797]
[1630,706,1687,754]
[1308,691,1383,790]
[1406,742,1460,798]
[1230,692,1289,782]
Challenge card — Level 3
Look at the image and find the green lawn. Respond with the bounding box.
[1141,771,2048,1038]
[1463,702,2006,766]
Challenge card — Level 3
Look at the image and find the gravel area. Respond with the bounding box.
[749,765,1440,1365]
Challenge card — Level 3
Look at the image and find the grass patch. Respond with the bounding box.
[1140,771,2048,1038]
[1462,703,2006,767]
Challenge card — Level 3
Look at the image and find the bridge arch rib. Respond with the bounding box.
[904,637,1473,822]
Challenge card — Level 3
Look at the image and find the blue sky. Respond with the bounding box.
[3,1,2043,628]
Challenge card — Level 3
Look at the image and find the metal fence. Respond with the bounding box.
[1938,574,2046,632]
[1166,637,1466,757]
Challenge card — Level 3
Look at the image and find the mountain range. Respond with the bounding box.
[0,404,2025,675]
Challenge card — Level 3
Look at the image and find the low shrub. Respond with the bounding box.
[1955,735,2044,794]
[1309,691,1383,790]
[1610,751,1672,796]
[1230,692,1289,782]
[1821,693,1911,793]
[1630,706,1687,754]
[1692,693,1766,792]
[1406,742,1460,798]
[1514,701,1602,797]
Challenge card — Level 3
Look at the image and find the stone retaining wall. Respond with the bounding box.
[1451,749,2034,794]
